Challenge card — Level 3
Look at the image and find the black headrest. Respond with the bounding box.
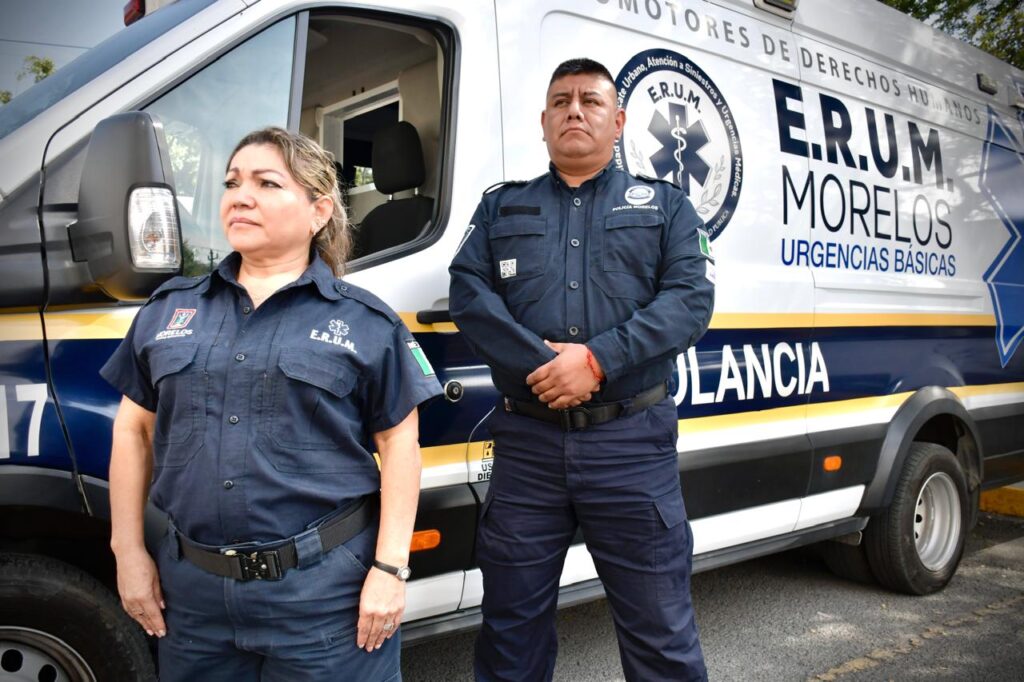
[371,121,426,195]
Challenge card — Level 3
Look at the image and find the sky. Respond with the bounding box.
[0,0,125,97]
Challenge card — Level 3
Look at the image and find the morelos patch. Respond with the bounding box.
[407,341,434,376]
[613,49,743,242]
[624,185,655,206]
[155,308,196,340]
[167,308,195,329]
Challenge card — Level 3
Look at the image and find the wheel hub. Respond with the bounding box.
[0,627,95,682]
[913,471,962,571]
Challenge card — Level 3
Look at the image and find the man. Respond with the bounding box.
[449,57,713,681]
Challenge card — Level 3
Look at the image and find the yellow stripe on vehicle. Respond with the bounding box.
[0,314,44,341]
[20,309,998,341]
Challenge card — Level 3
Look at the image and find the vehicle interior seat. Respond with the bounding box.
[354,121,434,258]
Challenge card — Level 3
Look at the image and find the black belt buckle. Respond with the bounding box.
[559,406,592,431]
[225,548,284,581]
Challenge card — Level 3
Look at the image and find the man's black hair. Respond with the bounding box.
[548,58,615,87]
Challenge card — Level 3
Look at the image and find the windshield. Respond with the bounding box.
[0,0,221,140]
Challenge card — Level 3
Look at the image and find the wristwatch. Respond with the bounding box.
[373,559,412,581]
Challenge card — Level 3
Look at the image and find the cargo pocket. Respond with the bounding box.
[263,349,359,473]
[149,342,204,467]
[488,217,549,306]
[598,212,663,302]
[654,489,690,599]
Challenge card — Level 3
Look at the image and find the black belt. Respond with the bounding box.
[175,495,377,581]
[504,383,668,431]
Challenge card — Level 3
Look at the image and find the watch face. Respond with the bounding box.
[397,566,412,581]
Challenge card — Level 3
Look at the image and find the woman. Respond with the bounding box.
[102,127,441,680]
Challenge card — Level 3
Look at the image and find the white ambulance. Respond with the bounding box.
[0,0,1021,678]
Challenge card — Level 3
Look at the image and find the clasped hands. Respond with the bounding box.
[525,341,604,409]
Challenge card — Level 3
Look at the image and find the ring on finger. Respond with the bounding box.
[382,622,394,631]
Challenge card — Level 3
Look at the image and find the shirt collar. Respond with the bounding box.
[547,158,617,191]
[209,250,342,301]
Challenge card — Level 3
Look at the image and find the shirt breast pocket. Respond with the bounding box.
[600,212,663,301]
[263,349,360,473]
[149,342,205,467]
[489,217,548,305]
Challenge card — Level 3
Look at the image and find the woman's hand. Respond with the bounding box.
[115,546,166,637]
[356,567,405,651]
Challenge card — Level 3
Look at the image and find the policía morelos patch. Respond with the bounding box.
[614,49,743,241]
[625,185,656,205]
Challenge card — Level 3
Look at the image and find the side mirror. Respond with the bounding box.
[68,111,182,301]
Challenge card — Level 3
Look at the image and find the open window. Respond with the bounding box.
[142,9,450,276]
[300,11,448,263]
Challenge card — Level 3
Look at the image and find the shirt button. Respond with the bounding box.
[573,197,582,207]
[228,415,239,424]
[235,353,246,362]
[242,306,252,314]
[223,480,234,490]
[569,281,580,290]
[568,326,579,336]
[570,238,580,247]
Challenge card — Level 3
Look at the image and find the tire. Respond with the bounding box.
[0,553,155,682]
[820,539,876,586]
[864,442,969,595]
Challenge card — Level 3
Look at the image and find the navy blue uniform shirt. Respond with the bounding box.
[101,252,442,546]
[449,162,715,403]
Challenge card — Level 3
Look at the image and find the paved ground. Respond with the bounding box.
[402,512,1024,681]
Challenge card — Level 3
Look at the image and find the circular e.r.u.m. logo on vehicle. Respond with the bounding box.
[613,49,743,240]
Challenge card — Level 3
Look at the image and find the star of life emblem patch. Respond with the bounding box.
[406,341,435,376]
[499,259,517,279]
[328,319,350,336]
[310,319,357,353]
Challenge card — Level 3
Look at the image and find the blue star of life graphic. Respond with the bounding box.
[648,102,710,194]
[613,49,743,240]
[980,107,1024,367]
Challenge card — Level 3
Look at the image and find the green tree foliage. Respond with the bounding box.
[181,238,218,277]
[880,0,1023,70]
[2,55,56,106]
[18,55,55,84]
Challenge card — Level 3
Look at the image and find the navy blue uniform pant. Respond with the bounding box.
[474,399,707,681]
[156,522,400,681]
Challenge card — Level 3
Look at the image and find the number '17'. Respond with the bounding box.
[0,383,48,459]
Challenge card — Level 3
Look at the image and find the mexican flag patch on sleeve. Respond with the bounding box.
[406,341,435,376]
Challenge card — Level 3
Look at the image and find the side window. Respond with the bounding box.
[145,18,296,275]
[300,13,448,262]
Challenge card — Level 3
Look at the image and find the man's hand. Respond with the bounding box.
[526,341,603,409]
[357,566,406,652]
[114,546,166,638]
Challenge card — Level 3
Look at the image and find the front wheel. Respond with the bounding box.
[0,553,155,681]
[864,442,969,595]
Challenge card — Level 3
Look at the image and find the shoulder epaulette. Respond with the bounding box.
[150,274,208,299]
[483,180,529,195]
[635,173,681,190]
[334,281,400,324]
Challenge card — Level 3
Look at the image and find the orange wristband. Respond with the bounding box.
[585,348,604,383]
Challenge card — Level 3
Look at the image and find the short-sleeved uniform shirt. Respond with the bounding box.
[449,162,715,402]
[101,252,442,546]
